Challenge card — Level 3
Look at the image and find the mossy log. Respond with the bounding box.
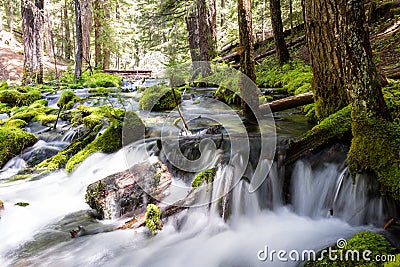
[285,106,352,165]
[260,91,314,113]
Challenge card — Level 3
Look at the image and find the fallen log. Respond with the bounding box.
[260,91,314,114]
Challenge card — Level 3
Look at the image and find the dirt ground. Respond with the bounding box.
[0,30,67,82]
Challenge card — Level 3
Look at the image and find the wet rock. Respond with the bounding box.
[85,160,172,220]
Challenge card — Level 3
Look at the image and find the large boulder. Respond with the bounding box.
[85,160,171,220]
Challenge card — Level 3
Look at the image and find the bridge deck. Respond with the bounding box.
[104,69,152,78]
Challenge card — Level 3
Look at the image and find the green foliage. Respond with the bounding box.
[139,85,182,111]
[383,80,400,122]
[307,231,395,267]
[257,59,312,95]
[57,89,79,110]
[192,168,216,188]
[0,126,38,167]
[0,81,8,90]
[145,204,162,234]
[87,87,118,96]
[214,77,241,105]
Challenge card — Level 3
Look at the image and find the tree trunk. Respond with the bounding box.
[342,1,389,121]
[34,0,44,84]
[81,0,92,61]
[93,0,102,68]
[74,0,83,79]
[186,11,200,63]
[197,0,211,62]
[220,0,225,27]
[22,0,35,84]
[302,0,348,120]
[64,0,72,60]
[102,0,111,70]
[44,2,53,58]
[9,0,14,34]
[207,0,217,58]
[270,0,289,65]
[237,0,259,121]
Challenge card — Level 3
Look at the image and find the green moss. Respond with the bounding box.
[15,202,29,207]
[0,126,38,168]
[348,116,400,201]
[214,80,241,105]
[139,85,182,111]
[257,59,312,95]
[33,114,58,125]
[384,254,400,266]
[88,87,118,95]
[383,80,400,122]
[4,119,28,128]
[296,105,352,143]
[68,83,84,89]
[306,231,395,267]
[192,99,201,105]
[36,124,103,170]
[145,204,162,234]
[60,71,122,88]
[65,120,123,172]
[57,89,79,110]
[0,89,42,107]
[192,168,216,188]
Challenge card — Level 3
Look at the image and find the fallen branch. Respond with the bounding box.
[260,91,314,114]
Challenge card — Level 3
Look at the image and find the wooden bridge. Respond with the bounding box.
[104,69,152,78]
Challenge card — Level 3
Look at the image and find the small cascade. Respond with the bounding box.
[291,159,396,226]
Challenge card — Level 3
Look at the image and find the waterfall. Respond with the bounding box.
[1,140,395,266]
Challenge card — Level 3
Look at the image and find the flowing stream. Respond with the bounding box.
[0,82,397,266]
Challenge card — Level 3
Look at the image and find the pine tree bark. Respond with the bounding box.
[64,0,72,60]
[186,11,200,63]
[34,0,44,84]
[270,0,289,65]
[237,0,259,121]
[93,0,102,68]
[102,0,111,69]
[342,0,389,120]
[22,0,35,84]
[9,0,14,34]
[81,0,92,61]
[44,2,53,58]
[302,0,348,120]
[74,0,83,79]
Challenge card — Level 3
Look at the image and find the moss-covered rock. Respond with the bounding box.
[145,204,162,234]
[0,126,38,168]
[139,85,182,111]
[60,71,122,88]
[0,81,8,90]
[192,168,217,188]
[36,124,103,170]
[57,89,79,110]
[0,89,42,107]
[66,112,145,172]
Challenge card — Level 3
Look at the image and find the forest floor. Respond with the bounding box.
[0,30,68,82]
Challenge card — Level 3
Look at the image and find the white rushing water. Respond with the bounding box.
[0,141,391,266]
